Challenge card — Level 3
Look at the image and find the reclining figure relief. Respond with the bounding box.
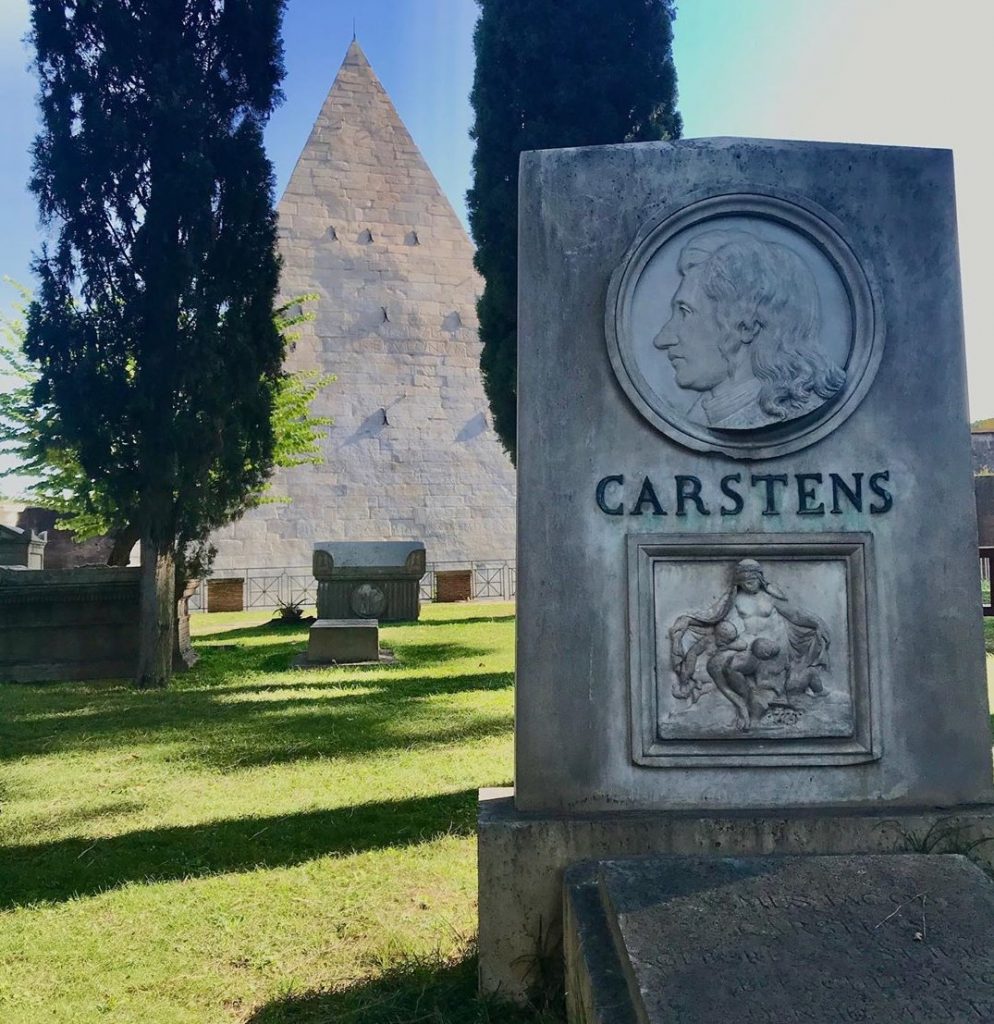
[667,559,831,732]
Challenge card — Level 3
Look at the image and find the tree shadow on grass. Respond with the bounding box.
[0,668,513,768]
[187,640,495,678]
[389,613,516,630]
[193,614,515,644]
[0,789,478,911]
[244,950,562,1024]
[192,624,307,643]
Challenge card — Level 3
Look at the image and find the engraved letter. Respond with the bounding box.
[869,471,893,514]
[720,473,744,516]
[630,476,666,516]
[595,474,625,516]
[796,473,825,515]
[830,472,863,514]
[675,475,710,516]
[751,474,789,515]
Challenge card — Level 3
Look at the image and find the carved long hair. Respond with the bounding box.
[679,231,846,420]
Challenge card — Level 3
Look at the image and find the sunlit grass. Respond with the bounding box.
[0,602,554,1023]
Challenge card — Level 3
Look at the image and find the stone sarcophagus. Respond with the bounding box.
[0,523,47,568]
[0,566,195,682]
[0,566,141,682]
[312,541,426,622]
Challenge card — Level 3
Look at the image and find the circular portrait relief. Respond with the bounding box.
[350,583,386,618]
[605,193,882,459]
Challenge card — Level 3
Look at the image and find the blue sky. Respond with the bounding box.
[1,1,992,426]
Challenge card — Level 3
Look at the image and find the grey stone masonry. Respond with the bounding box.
[211,41,515,570]
[564,854,994,1024]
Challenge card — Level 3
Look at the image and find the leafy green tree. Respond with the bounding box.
[468,0,682,461]
[2,289,331,569]
[26,0,288,687]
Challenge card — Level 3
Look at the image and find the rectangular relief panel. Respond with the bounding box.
[629,533,878,767]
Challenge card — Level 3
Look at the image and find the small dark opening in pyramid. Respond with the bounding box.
[358,228,373,244]
[405,230,420,246]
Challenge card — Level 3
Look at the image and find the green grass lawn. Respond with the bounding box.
[0,602,555,1024]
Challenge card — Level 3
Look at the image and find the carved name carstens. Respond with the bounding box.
[596,471,892,518]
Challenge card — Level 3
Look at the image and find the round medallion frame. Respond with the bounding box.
[604,190,884,459]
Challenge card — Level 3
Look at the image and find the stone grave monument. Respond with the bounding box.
[300,540,424,665]
[312,540,426,622]
[478,138,994,1016]
[0,523,47,568]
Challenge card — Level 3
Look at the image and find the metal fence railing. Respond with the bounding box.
[189,559,516,612]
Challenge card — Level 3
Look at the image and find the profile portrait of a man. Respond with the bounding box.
[653,229,847,431]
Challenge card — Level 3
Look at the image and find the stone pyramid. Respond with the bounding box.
[211,40,516,572]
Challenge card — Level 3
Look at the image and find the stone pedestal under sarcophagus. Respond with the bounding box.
[478,137,994,1017]
[312,541,425,622]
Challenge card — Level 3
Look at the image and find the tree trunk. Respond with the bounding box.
[136,530,176,689]
[107,522,141,566]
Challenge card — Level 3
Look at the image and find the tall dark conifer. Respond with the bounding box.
[26,0,287,687]
[468,0,682,461]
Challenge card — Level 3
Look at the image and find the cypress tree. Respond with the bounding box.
[468,0,682,462]
[26,0,287,687]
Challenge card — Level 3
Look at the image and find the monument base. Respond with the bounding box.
[478,788,994,1004]
[303,618,379,664]
[564,854,994,1024]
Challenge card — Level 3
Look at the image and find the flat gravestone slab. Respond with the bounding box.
[564,854,994,1024]
[305,618,379,664]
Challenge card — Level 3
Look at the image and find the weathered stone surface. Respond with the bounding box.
[478,789,994,1002]
[0,566,193,681]
[305,618,379,664]
[514,138,990,812]
[564,854,994,1023]
[211,41,515,571]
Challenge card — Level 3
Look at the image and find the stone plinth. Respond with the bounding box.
[0,566,140,681]
[313,541,425,622]
[305,618,379,664]
[478,789,994,1003]
[564,854,994,1023]
[0,523,46,568]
